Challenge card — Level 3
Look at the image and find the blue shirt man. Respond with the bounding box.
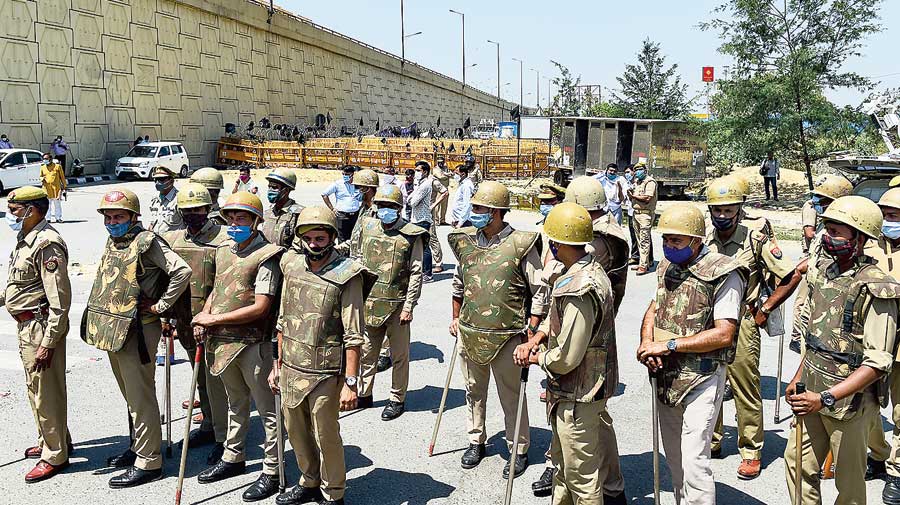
[321,168,362,213]
[0,135,13,149]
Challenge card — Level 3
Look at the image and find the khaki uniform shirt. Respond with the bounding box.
[384,218,424,313]
[801,200,818,254]
[138,234,192,314]
[261,198,303,248]
[866,236,900,280]
[631,177,658,213]
[434,165,452,188]
[1,220,71,348]
[451,224,549,316]
[706,224,794,306]
[149,188,183,233]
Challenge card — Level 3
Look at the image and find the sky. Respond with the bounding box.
[279,0,900,112]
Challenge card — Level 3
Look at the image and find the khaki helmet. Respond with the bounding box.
[890,175,900,188]
[725,174,751,198]
[821,195,882,239]
[657,203,705,238]
[295,205,338,236]
[98,188,141,215]
[706,177,744,206]
[176,182,213,210]
[544,202,593,245]
[152,166,176,179]
[265,167,297,189]
[879,188,900,210]
[190,167,225,190]
[538,183,566,200]
[222,191,264,220]
[374,184,403,206]
[471,181,510,209]
[352,168,379,188]
[8,185,47,203]
[812,174,852,200]
[563,176,607,211]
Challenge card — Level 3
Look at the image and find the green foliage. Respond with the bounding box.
[610,39,693,119]
[549,62,582,116]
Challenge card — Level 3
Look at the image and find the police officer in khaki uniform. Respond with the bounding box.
[434,155,452,224]
[355,185,425,421]
[262,167,304,248]
[190,167,226,225]
[83,188,191,488]
[628,161,657,275]
[148,166,183,233]
[448,180,548,478]
[192,191,284,502]
[2,186,72,483]
[704,177,803,479]
[784,196,900,505]
[161,183,230,464]
[515,203,624,505]
[272,206,372,505]
[637,203,747,505]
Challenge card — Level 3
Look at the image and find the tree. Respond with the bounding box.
[549,61,582,116]
[701,0,883,188]
[611,39,692,119]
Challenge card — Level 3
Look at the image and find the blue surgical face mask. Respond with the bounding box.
[377,207,399,225]
[884,221,900,240]
[106,222,131,238]
[469,212,491,229]
[155,180,171,192]
[343,174,352,183]
[811,196,824,215]
[711,215,735,231]
[539,204,553,218]
[6,212,22,231]
[549,241,560,260]
[635,169,647,180]
[663,240,696,264]
[625,174,634,182]
[266,189,281,204]
[227,225,253,243]
[607,173,617,181]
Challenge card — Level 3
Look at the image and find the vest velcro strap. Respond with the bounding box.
[805,333,863,369]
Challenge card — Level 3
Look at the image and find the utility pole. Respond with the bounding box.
[401,0,405,64]
[488,40,501,121]
[530,68,540,110]
[512,58,524,108]
[449,10,466,86]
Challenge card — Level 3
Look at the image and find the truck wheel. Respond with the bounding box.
[180,165,188,178]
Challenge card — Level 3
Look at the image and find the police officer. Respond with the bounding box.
[514,203,622,505]
[703,177,803,479]
[448,180,548,478]
[336,168,379,256]
[161,183,230,464]
[272,206,373,505]
[262,167,304,248]
[192,191,284,502]
[190,167,226,225]
[355,185,425,420]
[434,155,452,225]
[83,188,191,488]
[627,161,657,275]
[148,166,183,233]
[637,203,746,505]
[2,186,72,483]
[465,154,482,186]
[784,196,900,505]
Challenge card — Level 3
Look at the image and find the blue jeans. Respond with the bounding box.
[414,221,433,276]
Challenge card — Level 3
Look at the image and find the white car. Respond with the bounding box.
[115,141,190,179]
[0,149,44,192]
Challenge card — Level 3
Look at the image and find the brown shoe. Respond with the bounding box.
[193,412,204,424]
[630,265,640,271]
[182,399,201,410]
[25,460,69,483]
[635,267,650,276]
[24,446,41,459]
[737,459,761,480]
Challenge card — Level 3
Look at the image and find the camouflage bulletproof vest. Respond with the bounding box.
[360,217,425,327]
[547,261,618,403]
[654,252,743,407]
[262,202,302,248]
[449,228,539,365]
[163,224,229,316]
[804,259,900,419]
[83,230,155,352]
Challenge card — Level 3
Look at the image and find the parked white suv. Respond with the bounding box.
[116,142,190,179]
[0,149,44,192]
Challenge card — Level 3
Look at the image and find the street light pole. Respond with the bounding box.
[449,10,466,87]
[487,40,500,101]
[530,68,540,109]
[512,58,524,108]
[401,0,405,64]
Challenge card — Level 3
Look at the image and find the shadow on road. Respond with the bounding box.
[347,468,455,505]
[409,341,446,363]
[405,384,466,414]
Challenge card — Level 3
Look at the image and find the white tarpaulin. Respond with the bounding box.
[519,116,551,140]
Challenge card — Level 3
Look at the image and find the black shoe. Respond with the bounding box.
[206,443,225,465]
[319,500,344,505]
[711,447,723,459]
[503,454,528,479]
[276,486,324,505]
[867,456,888,481]
[884,476,900,505]
[198,460,246,484]
[108,466,162,489]
[357,395,374,410]
[461,443,486,469]
[243,473,280,502]
[789,340,802,354]
[376,355,392,372]
[381,401,405,421]
[106,449,136,468]
[723,383,733,402]
[188,429,216,448]
[604,492,628,505]
[531,467,554,497]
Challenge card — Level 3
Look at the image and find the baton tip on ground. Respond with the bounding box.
[428,444,434,457]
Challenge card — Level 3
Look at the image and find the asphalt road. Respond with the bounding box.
[0,177,887,504]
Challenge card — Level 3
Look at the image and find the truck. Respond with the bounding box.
[549,116,707,197]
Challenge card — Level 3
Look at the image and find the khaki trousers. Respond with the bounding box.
[434,197,448,225]
[430,221,443,266]
[183,339,228,442]
[550,399,621,505]
[284,376,346,501]
[634,212,653,269]
[712,314,764,459]
[108,321,162,470]
[785,395,875,505]
[658,367,725,505]
[458,337,529,453]
[213,342,278,475]
[868,366,900,476]
[360,310,410,402]
[18,319,69,465]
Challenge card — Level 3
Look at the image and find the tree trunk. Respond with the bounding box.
[794,87,813,191]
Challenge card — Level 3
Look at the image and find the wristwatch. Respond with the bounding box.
[666,339,677,353]
[759,304,772,315]
[344,376,358,388]
[820,391,836,410]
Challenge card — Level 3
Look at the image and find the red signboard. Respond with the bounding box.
[702,66,714,82]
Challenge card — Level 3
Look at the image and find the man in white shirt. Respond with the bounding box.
[410,161,448,278]
[595,164,626,225]
[761,152,779,201]
[450,165,476,228]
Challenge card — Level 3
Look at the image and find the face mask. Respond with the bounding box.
[42,160,50,165]
[884,222,900,240]
[414,171,423,182]
[635,170,647,180]
[343,174,352,183]
[811,196,824,215]
[106,222,131,238]
[711,215,735,231]
[302,240,333,261]
[377,207,399,225]
[625,174,634,182]
[355,189,365,202]
[155,181,171,192]
[663,240,696,264]
[266,189,281,204]
[182,213,208,230]
[453,174,461,182]
[227,225,253,243]
[6,212,23,231]
[239,174,250,182]
[469,212,491,229]
[539,204,553,218]
[549,241,560,260]
[822,233,856,258]
[607,174,617,181]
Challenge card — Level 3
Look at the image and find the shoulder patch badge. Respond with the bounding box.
[770,245,782,259]
[44,256,59,272]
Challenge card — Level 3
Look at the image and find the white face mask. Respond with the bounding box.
[6,212,23,231]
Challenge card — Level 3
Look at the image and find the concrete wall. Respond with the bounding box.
[0,0,516,174]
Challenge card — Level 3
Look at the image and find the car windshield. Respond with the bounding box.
[126,146,158,158]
